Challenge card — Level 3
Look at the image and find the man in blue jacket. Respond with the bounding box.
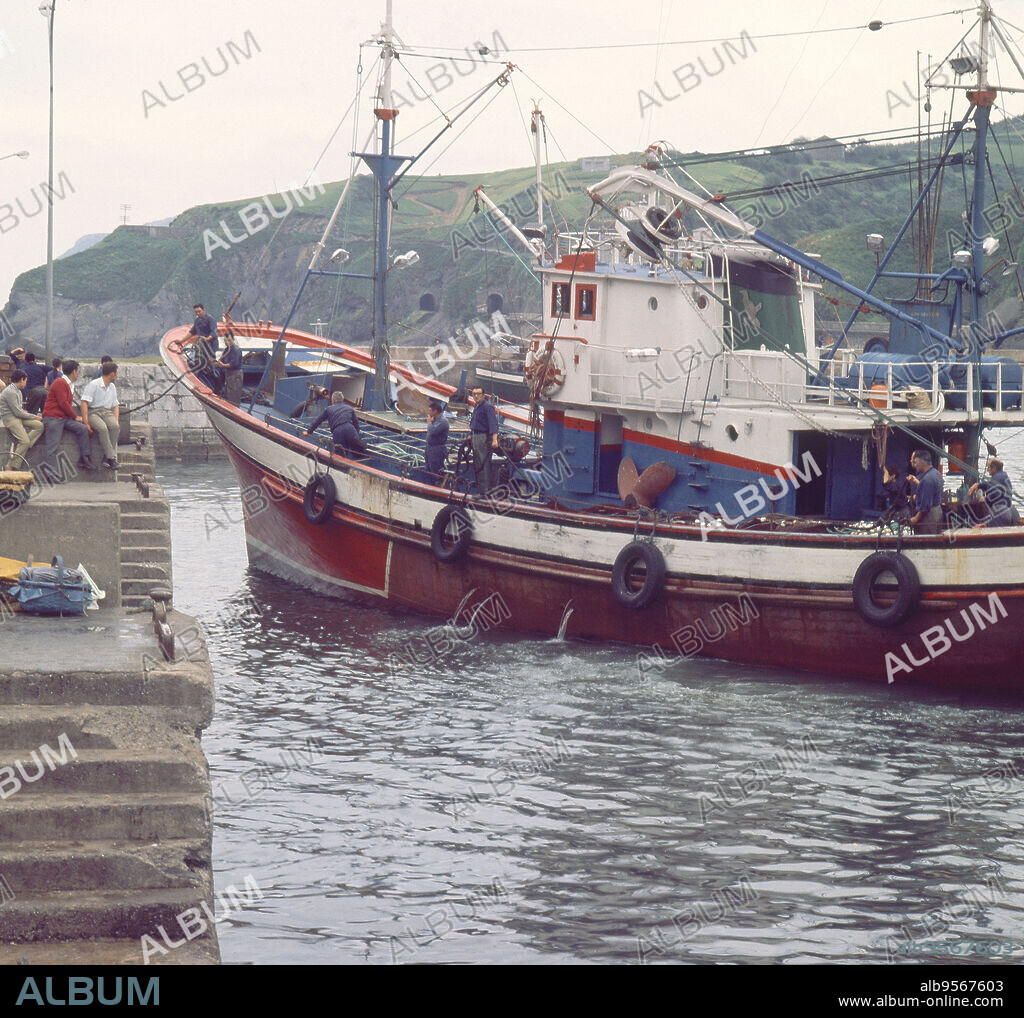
[424,399,449,479]
[469,386,499,494]
[21,352,49,413]
[908,449,944,534]
[306,393,367,457]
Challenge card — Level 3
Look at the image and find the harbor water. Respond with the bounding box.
[160,449,1024,966]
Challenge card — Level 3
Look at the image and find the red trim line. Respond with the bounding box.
[622,427,790,477]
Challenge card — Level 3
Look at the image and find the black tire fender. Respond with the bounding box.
[303,474,336,525]
[852,551,920,627]
[431,505,473,562]
[611,541,667,610]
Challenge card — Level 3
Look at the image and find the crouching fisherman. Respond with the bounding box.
[305,392,367,458]
[969,457,1018,528]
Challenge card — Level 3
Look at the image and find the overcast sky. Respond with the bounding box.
[2,1,1022,308]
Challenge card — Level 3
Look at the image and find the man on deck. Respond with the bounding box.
[424,399,449,479]
[908,449,944,534]
[216,331,244,405]
[305,393,367,458]
[469,386,499,494]
[186,303,220,389]
[187,303,219,356]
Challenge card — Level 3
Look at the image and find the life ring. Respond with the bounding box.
[524,346,566,398]
[431,505,473,562]
[852,551,920,627]
[303,474,336,525]
[611,541,667,610]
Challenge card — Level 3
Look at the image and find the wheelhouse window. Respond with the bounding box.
[551,282,570,318]
[576,285,597,321]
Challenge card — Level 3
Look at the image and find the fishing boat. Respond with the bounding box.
[161,1,1024,692]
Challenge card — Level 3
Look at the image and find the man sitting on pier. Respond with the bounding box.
[305,392,367,458]
[80,361,121,471]
[0,370,44,470]
[21,352,49,414]
[41,359,94,480]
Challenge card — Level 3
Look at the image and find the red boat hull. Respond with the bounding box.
[161,325,1024,694]
[224,443,1024,694]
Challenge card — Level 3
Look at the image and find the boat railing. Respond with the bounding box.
[805,356,1024,414]
[722,349,805,401]
[707,349,1024,415]
[589,382,689,413]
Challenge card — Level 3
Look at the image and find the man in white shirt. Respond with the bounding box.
[80,361,120,469]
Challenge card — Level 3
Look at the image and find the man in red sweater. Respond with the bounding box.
[41,359,93,481]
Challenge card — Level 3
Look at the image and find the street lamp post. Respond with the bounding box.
[0,151,30,162]
[40,1,56,365]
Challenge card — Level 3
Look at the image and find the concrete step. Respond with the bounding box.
[120,545,172,564]
[0,838,209,893]
[120,528,169,548]
[0,748,207,796]
[113,497,169,517]
[121,578,176,600]
[0,667,213,716]
[0,706,200,751]
[121,594,155,610]
[0,885,219,942]
[120,510,170,529]
[121,563,170,582]
[0,935,219,965]
[0,792,210,843]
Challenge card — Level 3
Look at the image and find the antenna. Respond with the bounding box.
[120,203,132,225]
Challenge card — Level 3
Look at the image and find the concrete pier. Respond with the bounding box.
[0,420,219,965]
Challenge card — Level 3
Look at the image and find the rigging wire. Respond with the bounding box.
[516,67,619,156]
[392,82,510,204]
[752,0,833,146]
[402,10,971,55]
[658,123,976,172]
[779,0,883,144]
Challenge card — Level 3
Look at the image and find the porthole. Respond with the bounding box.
[725,424,739,441]
[648,297,659,311]
[696,295,708,310]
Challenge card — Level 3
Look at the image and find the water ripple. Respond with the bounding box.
[160,459,1024,965]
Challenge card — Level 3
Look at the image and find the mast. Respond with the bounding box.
[531,103,545,237]
[250,2,516,414]
[361,0,408,411]
[966,0,995,471]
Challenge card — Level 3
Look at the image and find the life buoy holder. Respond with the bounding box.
[524,346,566,398]
[303,474,336,525]
[431,505,473,562]
[611,541,667,610]
[852,551,920,627]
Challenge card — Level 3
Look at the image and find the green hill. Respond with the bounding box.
[7,119,1024,356]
